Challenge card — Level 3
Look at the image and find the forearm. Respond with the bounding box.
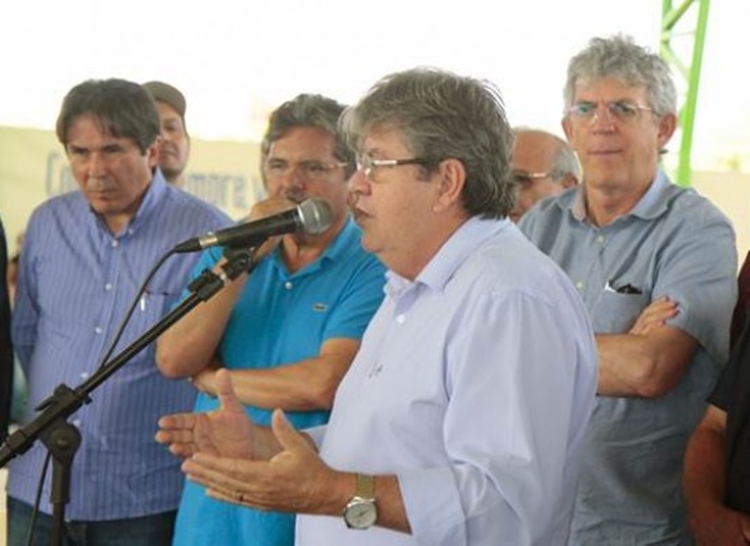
[202,338,359,411]
[371,475,411,534]
[596,328,696,398]
[682,411,750,544]
[229,357,343,411]
[683,424,727,517]
[156,269,248,378]
[316,472,411,534]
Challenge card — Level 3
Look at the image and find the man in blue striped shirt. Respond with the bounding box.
[8,79,231,545]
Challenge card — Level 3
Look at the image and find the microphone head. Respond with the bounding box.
[298,198,334,234]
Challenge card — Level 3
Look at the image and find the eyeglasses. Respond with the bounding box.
[264,159,349,180]
[512,170,552,188]
[355,154,432,181]
[566,100,653,123]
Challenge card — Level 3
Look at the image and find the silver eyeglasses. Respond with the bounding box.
[356,154,432,181]
[566,100,653,123]
[512,170,553,188]
[264,159,349,180]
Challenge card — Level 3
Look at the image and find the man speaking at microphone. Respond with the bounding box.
[156,93,386,546]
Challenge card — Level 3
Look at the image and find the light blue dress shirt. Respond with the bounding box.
[297,217,598,545]
[520,171,738,545]
[10,171,231,520]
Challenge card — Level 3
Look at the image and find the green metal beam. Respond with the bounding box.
[660,0,711,186]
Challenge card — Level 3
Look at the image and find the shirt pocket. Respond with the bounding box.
[593,291,651,334]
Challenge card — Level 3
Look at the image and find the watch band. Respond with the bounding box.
[355,473,375,500]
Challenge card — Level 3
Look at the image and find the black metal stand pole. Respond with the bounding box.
[0,249,255,545]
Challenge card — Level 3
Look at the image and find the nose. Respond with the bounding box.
[347,169,371,206]
[588,105,616,131]
[280,165,307,188]
[87,152,107,178]
[348,168,371,191]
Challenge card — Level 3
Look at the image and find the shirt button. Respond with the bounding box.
[94,326,103,335]
[396,314,406,324]
[284,281,293,290]
[596,235,605,244]
[81,371,90,380]
[104,283,113,291]
[576,281,584,290]
[111,240,119,248]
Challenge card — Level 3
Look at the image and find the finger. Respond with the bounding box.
[183,454,256,494]
[271,408,312,452]
[205,487,251,508]
[169,443,196,458]
[214,369,245,414]
[158,412,197,429]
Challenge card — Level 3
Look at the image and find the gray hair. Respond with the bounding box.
[563,34,677,116]
[261,94,354,178]
[549,137,581,181]
[340,67,515,218]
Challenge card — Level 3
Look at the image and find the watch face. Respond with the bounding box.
[345,499,377,529]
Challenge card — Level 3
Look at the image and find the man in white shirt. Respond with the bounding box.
[156,67,598,546]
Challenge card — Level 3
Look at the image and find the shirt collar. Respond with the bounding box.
[387,216,510,294]
[568,169,674,223]
[87,168,168,236]
[269,214,361,278]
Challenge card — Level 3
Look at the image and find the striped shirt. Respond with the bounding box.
[9,171,231,520]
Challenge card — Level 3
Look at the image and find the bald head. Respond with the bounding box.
[510,129,580,222]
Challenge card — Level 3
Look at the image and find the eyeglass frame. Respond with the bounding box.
[355,154,434,181]
[263,158,350,180]
[565,100,654,123]
[511,170,555,187]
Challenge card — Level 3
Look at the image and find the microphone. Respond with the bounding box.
[174,198,333,253]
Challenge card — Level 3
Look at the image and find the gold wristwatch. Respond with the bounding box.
[342,473,377,529]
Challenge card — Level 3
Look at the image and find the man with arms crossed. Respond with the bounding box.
[520,35,737,544]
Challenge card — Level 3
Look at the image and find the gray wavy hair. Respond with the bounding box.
[564,34,677,116]
[340,67,515,218]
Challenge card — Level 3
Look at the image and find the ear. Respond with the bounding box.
[433,158,466,213]
[561,173,578,189]
[146,138,160,168]
[561,116,574,143]
[656,112,677,149]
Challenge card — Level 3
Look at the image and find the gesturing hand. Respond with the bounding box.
[182,407,341,516]
[156,369,255,460]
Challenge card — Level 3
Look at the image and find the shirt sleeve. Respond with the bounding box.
[398,286,595,545]
[10,212,41,369]
[652,206,737,364]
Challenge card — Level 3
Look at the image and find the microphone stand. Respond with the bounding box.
[0,249,255,546]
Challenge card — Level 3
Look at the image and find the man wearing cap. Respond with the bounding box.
[143,81,190,187]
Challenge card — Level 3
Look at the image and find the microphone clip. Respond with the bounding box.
[221,247,258,277]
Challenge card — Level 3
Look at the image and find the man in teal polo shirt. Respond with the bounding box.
[156,94,386,546]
